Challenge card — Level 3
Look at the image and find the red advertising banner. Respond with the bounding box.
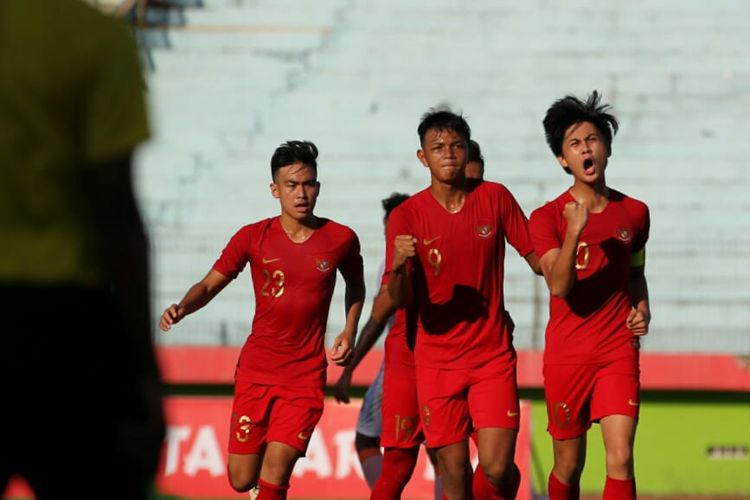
[3,398,531,499]
[158,397,531,499]
[158,347,750,392]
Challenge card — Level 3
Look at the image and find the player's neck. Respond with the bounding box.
[569,181,610,213]
[279,214,317,243]
[430,179,466,214]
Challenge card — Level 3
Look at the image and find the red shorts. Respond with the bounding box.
[543,354,640,440]
[416,354,519,448]
[381,334,423,449]
[228,380,324,455]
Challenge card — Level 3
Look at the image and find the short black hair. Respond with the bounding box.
[417,107,471,145]
[543,90,619,157]
[381,192,409,220]
[270,140,318,179]
[467,140,484,167]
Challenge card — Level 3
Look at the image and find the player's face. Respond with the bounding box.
[465,161,484,180]
[417,128,467,184]
[557,121,609,184]
[271,162,320,221]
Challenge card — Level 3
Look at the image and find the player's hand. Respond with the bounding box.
[392,234,417,271]
[626,306,650,336]
[563,201,588,236]
[159,304,185,332]
[329,333,353,366]
[333,369,352,404]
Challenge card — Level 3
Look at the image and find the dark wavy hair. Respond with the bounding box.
[417,107,471,145]
[543,90,619,158]
[270,140,318,179]
[381,192,409,221]
[467,140,484,167]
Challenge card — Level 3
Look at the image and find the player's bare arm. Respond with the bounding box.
[627,265,651,336]
[388,234,416,306]
[159,269,232,332]
[524,252,543,275]
[332,363,354,403]
[329,278,366,366]
[333,315,387,403]
[334,284,396,403]
[540,201,588,297]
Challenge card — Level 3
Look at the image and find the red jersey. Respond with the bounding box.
[385,305,417,367]
[529,189,650,364]
[372,260,414,367]
[213,216,364,387]
[384,181,534,369]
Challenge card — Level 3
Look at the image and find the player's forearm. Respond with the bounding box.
[547,233,579,297]
[524,252,543,276]
[370,286,397,323]
[342,281,366,342]
[387,269,412,307]
[629,271,650,317]
[347,316,388,372]
[177,282,218,316]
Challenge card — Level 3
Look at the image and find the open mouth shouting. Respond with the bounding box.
[583,158,595,175]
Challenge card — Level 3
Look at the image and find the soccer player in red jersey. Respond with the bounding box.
[529,91,651,500]
[386,109,541,500]
[334,193,441,496]
[159,141,366,500]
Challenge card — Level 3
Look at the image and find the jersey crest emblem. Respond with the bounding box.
[616,225,633,243]
[315,258,331,272]
[475,224,493,239]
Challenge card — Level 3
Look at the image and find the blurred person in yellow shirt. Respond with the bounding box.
[0,1,165,498]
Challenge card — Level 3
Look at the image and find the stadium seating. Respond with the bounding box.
[137,0,750,355]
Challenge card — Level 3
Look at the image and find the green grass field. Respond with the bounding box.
[523,390,750,496]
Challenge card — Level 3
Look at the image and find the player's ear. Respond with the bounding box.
[556,155,573,175]
[270,181,280,199]
[416,149,428,169]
